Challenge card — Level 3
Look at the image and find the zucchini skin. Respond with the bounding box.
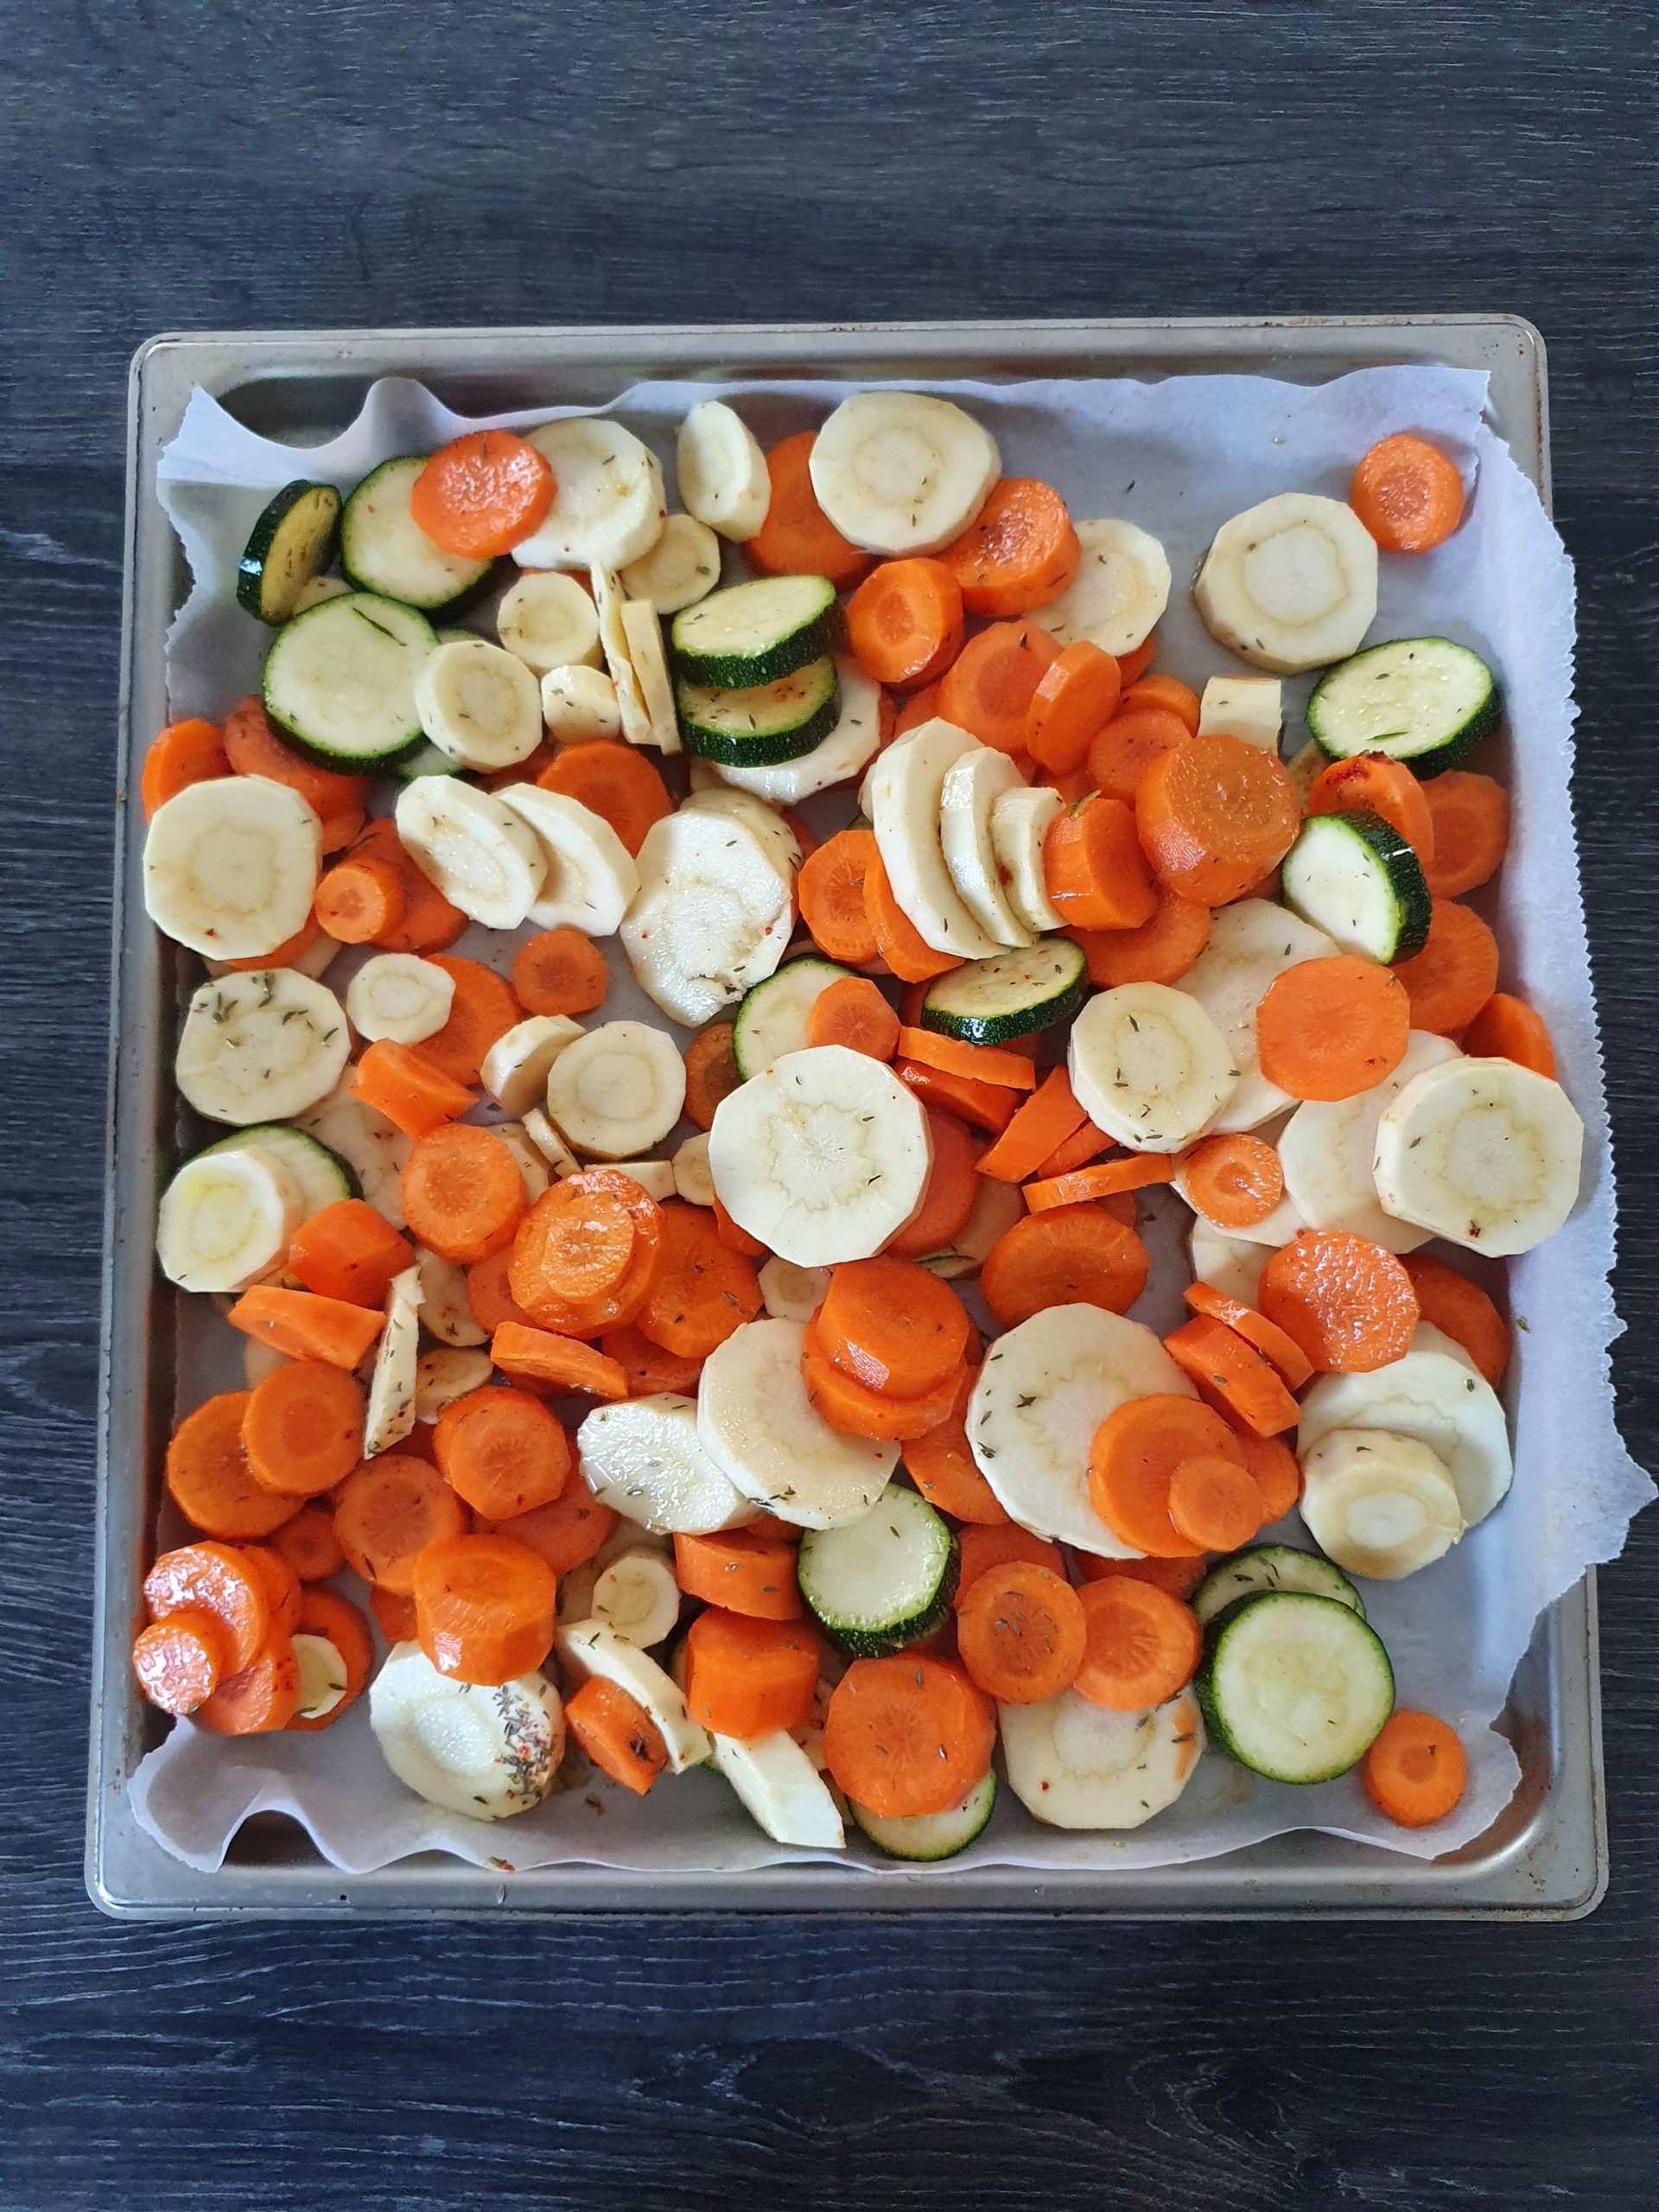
[1195,1592,1395,1783]
[676,671,841,766]
[920,939,1089,1045]
[671,578,839,689]
[236,480,342,625]
[339,456,493,612]
[1306,637,1500,778]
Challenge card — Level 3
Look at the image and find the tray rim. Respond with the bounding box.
[90,314,1605,1921]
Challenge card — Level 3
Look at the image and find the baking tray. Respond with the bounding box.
[89,315,1605,1920]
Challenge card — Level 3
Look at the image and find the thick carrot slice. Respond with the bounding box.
[1116,634,1158,686]
[222,696,372,851]
[1073,1578,1201,1711]
[194,1636,302,1735]
[892,683,941,738]
[798,829,880,968]
[416,956,521,1088]
[903,1400,1010,1527]
[286,1199,412,1313]
[809,976,899,1059]
[480,1485,619,1576]
[162,1395,297,1539]
[565,1674,669,1794]
[268,1501,345,1583]
[351,1039,475,1139]
[1136,731,1301,905]
[1087,1395,1236,1557]
[746,430,873,588]
[346,818,469,955]
[980,1204,1149,1329]
[314,850,404,944]
[1351,433,1466,553]
[535,741,672,857]
[1183,1281,1314,1389]
[846,558,964,689]
[1163,1315,1302,1434]
[414,1533,558,1683]
[803,1332,969,1442]
[410,429,555,557]
[886,1109,980,1257]
[1086,708,1189,803]
[1363,1709,1469,1825]
[938,618,1061,754]
[1119,675,1201,733]
[1067,893,1212,995]
[1036,1120,1117,1179]
[1025,1156,1173,1211]
[712,1197,767,1260]
[143,1539,273,1674]
[1390,900,1501,1035]
[976,1068,1087,1183]
[673,1528,803,1621]
[1222,1427,1302,1522]
[957,1561,1086,1704]
[684,1608,822,1738]
[896,1027,1037,1092]
[817,1257,970,1396]
[937,477,1080,617]
[434,1384,571,1516]
[955,1522,1066,1600]
[1256,954,1412,1101]
[1042,792,1157,930]
[132,1609,232,1714]
[466,1248,537,1335]
[219,912,324,975]
[1460,991,1556,1078]
[1255,1232,1420,1376]
[238,1543,301,1637]
[1306,754,1435,862]
[1177,1132,1284,1229]
[635,1203,762,1359]
[867,854,963,984]
[823,1654,995,1819]
[681,1021,741,1132]
[370,1584,419,1642]
[333,1454,468,1592]
[509,1170,654,1324]
[600,1323,704,1398]
[1167,1453,1265,1552]
[1026,641,1122,772]
[284,1585,375,1732]
[510,926,609,1018]
[141,718,230,820]
[1421,771,1509,898]
[894,1058,1014,1132]
[1070,1550,1209,1599]
[401,1122,527,1266]
[242,1360,366,1498]
[490,1322,630,1401]
[1400,1255,1510,1387]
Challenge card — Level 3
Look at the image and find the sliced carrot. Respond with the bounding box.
[1306,754,1435,862]
[954,1522,1066,1601]
[601,1323,704,1398]
[893,682,944,739]
[1390,900,1501,1035]
[490,1322,630,1401]
[1036,1120,1116,1178]
[938,618,1061,754]
[684,1608,821,1739]
[803,1331,969,1443]
[486,740,557,791]
[370,1584,419,1642]
[401,1122,527,1265]
[1178,1133,1284,1229]
[1183,1281,1314,1389]
[1025,1156,1172,1211]
[885,1109,980,1258]
[219,912,323,974]
[141,718,229,820]
[957,1562,1086,1704]
[162,1395,298,1539]
[903,1397,1010,1526]
[1042,791,1156,930]
[810,976,900,1059]
[288,1198,414,1309]
[846,558,964,689]
[226,1286,385,1373]
[937,477,1080,617]
[434,1385,571,1517]
[1087,1395,1237,1557]
[512,926,610,1017]
[1099,1192,1140,1229]
[1255,1232,1420,1375]
[466,1247,537,1336]
[817,1257,971,1397]
[314,850,404,944]
[1136,730,1301,905]
[1256,953,1412,1101]
[1116,633,1158,686]
[222,696,372,852]
[509,1170,662,1333]
[1167,1453,1265,1552]
[132,1609,232,1715]
[1223,1427,1302,1523]
[1363,1709,1468,1825]
[143,1540,273,1675]
[416,956,521,1088]
[535,740,672,857]
[238,1542,302,1637]
[346,818,469,955]
[823,1654,995,1819]
[351,1039,475,1139]
[333,1453,468,1592]
[1073,1578,1201,1711]
[673,1528,802,1622]
[268,1501,345,1583]
[635,1202,762,1359]
[565,1674,670,1795]
[1460,991,1556,1078]
[976,1068,1088,1183]
[712,1197,767,1260]
[410,429,555,558]
[194,1636,302,1736]
[798,829,881,968]
[746,429,873,588]
[1086,707,1189,803]
[1118,675,1201,733]
[896,1027,1037,1093]
[284,1585,375,1732]
[242,1360,366,1498]
[682,1022,742,1132]
[1163,1314,1303,1435]
[895,1058,1015,1133]
[1026,641,1122,772]
[1351,433,1466,553]
[1400,1254,1510,1387]
[980,1203,1149,1329]
[415,1532,558,1684]
[480,1485,618,1576]
[1421,771,1509,898]
[1070,1550,1209,1600]
[867,853,963,983]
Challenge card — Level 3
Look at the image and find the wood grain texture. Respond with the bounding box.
[1,1,1655,2206]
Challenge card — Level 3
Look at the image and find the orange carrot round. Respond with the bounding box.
[1086,1395,1236,1557]
[867,851,963,982]
[347,817,469,954]
[1306,753,1435,862]
[684,1608,822,1739]
[414,1533,558,1684]
[903,1399,1010,1527]
[846,558,964,689]
[416,956,521,1089]
[823,1654,995,1818]
[509,1170,663,1333]
[1026,640,1122,772]
[1178,1132,1284,1229]
[1162,1315,1303,1435]
[798,829,882,968]
[980,1204,1149,1329]
[141,717,229,820]
[512,926,611,1017]
[807,976,899,1059]
[817,1258,971,1397]
[535,741,672,857]
[219,912,324,975]
[466,1248,536,1336]
[410,429,555,557]
[635,1203,762,1360]
[1256,954,1412,1102]
[1117,634,1158,686]
[1135,730,1301,905]
[288,1198,415,1309]
[1070,1550,1209,1599]
[885,1108,980,1258]
[712,1197,767,1260]
[1041,791,1157,931]
[1067,890,1212,990]
[1421,770,1509,898]
[954,1522,1066,1602]
[287,1586,376,1732]
[490,1321,630,1401]
[434,1384,571,1518]
[132,1609,232,1715]
[1351,433,1465,553]
[1167,1453,1264,1552]
[165,1393,301,1541]
[1363,1708,1468,1825]
[143,1540,273,1675]
[746,430,873,588]
[673,1528,803,1622]
[1460,991,1556,1078]
[1390,900,1501,1035]
[351,1039,475,1139]
[802,1331,968,1442]
[1025,1156,1173,1211]
[1118,675,1201,733]
[600,1323,704,1398]
[1086,707,1189,803]
[893,682,943,738]
[938,618,1061,754]
[193,1637,302,1736]
[242,1360,367,1498]
[480,1486,618,1576]
[1073,1577,1201,1711]
[937,476,1081,616]
[238,1542,301,1638]
[222,696,372,851]
[566,1674,670,1793]
[681,1022,742,1132]
[1400,1254,1510,1386]
[268,1501,346,1584]
[957,1561,1086,1704]
[402,1122,527,1265]
[370,1584,420,1643]
[1182,1281,1314,1389]
[1224,1427,1303,1523]
[332,1452,468,1592]
[314,850,404,944]
[1256,1231,1420,1375]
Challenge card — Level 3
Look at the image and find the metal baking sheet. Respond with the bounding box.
[90,316,1604,1919]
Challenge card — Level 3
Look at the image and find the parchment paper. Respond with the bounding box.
[131,365,1653,1877]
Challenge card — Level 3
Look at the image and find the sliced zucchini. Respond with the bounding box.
[1192,1545,1366,1627]
[339,454,493,610]
[1306,638,1499,776]
[797,1485,958,1658]
[850,1770,995,1860]
[262,591,435,766]
[919,936,1087,1045]
[237,480,341,625]
[200,1122,359,1215]
[1196,1591,1394,1783]
[733,956,855,1078]
[389,738,466,782]
[1281,809,1431,963]
[670,573,837,689]
[677,657,840,767]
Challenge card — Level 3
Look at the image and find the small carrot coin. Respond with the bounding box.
[490,1322,630,1401]
[1086,1395,1237,1558]
[1400,1254,1510,1387]
[1390,899,1501,1035]
[480,1487,618,1577]
[512,926,611,1017]
[845,558,964,689]
[1255,1231,1421,1375]
[817,1258,973,1398]
[287,1586,376,1733]
[416,956,522,1089]
[1118,675,1201,733]
[565,1675,670,1795]
[823,1654,995,1820]
[1042,793,1156,930]
[132,1611,232,1715]
[467,1248,537,1336]
[433,1385,571,1518]
[1223,1427,1303,1524]
[954,1522,1066,1602]
[143,1540,273,1675]
[599,1322,704,1398]
[957,1561,1086,1704]
[1363,1709,1469,1825]
[1178,1133,1284,1229]
[414,1533,558,1684]
[1135,730,1300,905]
[634,1203,762,1360]
[1255,955,1412,1102]
[684,1608,822,1739]
[980,1205,1149,1330]
[1069,1551,1209,1600]
[1073,1577,1202,1712]
[314,850,404,944]
[937,476,1081,617]
[1460,991,1556,1078]
[902,1399,1010,1528]
[809,976,900,1059]
[141,718,230,820]
[193,1637,302,1736]
[410,429,556,558]
[1027,640,1123,773]
[1166,1453,1265,1552]
[1421,771,1509,898]
[268,1502,346,1584]
[1351,433,1466,554]
[884,1109,981,1259]
[802,1331,969,1442]
[1067,888,1212,991]
[798,829,882,968]
[868,852,963,984]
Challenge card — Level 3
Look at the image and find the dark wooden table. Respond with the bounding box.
[3,3,1654,2204]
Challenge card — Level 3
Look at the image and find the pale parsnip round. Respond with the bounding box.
[143,775,321,959]
[545,1020,687,1158]
[621,807,793,1027]
[394,777,547,929]
[1068,982,1234,1153]
[293,1634,350,1722]
[414,1345,493,1422]
[696,1319,897,1529]
[540,663,622,741]
[520,1105,580,1178]
[988,785,1065,934]
[175,969,352,1126]
[1039,518,1172,656]
[480,1014,584,1115]
[1194,493,1379,673]
[708,661,885,804]
[514,417,667,570]
[1372,1055,1585,1257]
[346,953,455,1046]
[1298,1325,1513,1529]
[494,569,602,675]
[1298,1427,1466,1580]
[681,785,803,877]
[758,1255,830,1324]
[677,399,771,541]
[672,1131,715,1207]
[866,719,1001,959]
[590,1550,683,1647]
[156,1145,304,1293]
[370,1644,564,1821]
[620,511,723,613]
[1279,1031,1461,1250]
[242,1338,290,1389]
[577,1395,753,1535]
[808,391,1000,555]
[1187,1219,1269,1305]
[415,1245,487,1348]
[414,639,543,770]
[491,784,639,937]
